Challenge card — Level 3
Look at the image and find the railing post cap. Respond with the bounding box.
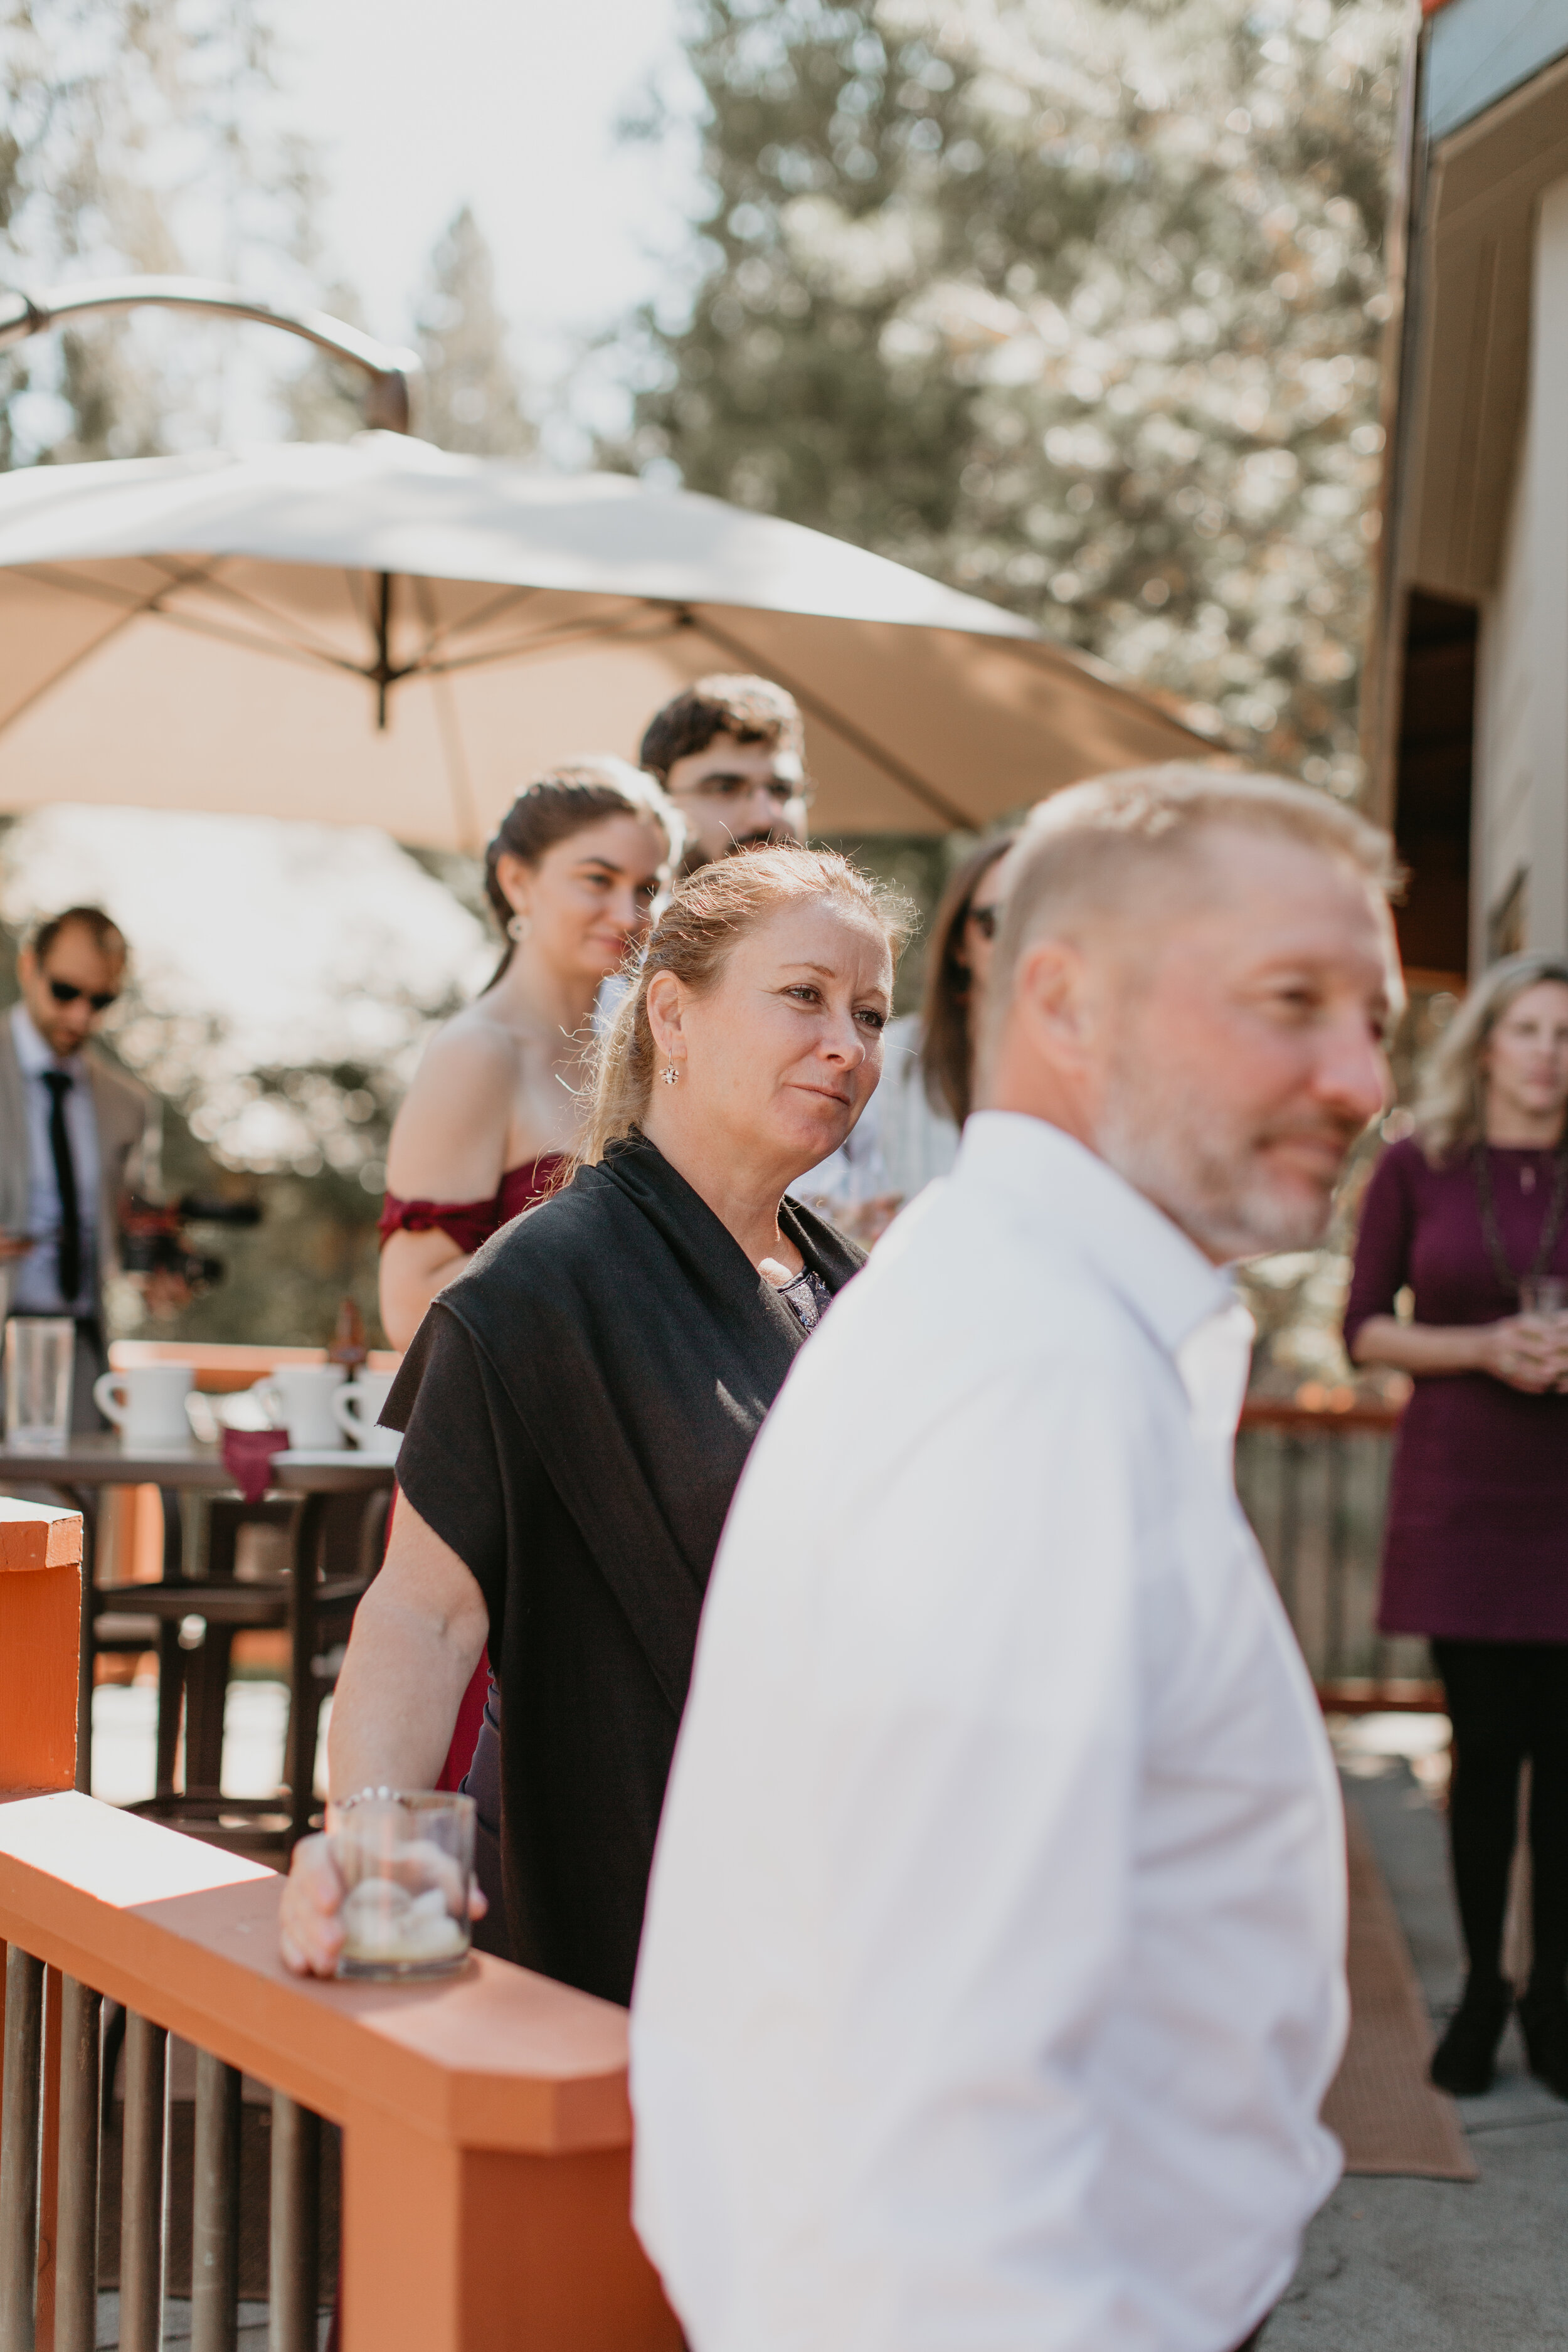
[0,1497,83,1571]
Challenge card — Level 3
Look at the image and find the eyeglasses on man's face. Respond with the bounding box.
[672,773,807,810]
[47,976,119,1013]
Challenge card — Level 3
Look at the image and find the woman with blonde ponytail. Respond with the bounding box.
[283,845,910,2005]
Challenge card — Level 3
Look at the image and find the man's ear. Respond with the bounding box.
[1012,936,1096,1066]
[16,946,35,990]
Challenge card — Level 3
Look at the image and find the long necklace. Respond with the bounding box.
[1473,1141,1568,1297]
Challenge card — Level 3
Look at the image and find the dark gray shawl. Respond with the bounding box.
[385,1133,863,2002]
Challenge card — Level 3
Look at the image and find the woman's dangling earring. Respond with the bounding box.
[507,912,531,945]
[661,1062,681,1087]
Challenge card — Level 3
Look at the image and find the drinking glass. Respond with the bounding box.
[329,1789,475,1981]
[1520,1278,1568,1320]
[4,1317,75,1449]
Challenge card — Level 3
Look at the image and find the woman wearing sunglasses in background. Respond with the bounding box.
[0,906,166,1427]
[797,832,1016,1240]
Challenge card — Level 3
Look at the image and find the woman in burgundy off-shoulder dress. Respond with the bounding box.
[378,758,679,1940]
[1346,954,1568,2100]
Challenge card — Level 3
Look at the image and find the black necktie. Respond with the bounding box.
[41,1069,81,1308]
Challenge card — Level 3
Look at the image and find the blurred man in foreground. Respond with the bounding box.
[0,907,157,1425]
[632,768,1400,2352]
[640,675,808,873]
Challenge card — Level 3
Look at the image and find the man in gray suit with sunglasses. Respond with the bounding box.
[0,907,157,1428]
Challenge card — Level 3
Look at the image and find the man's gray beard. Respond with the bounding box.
[1094,1066,1337,1263]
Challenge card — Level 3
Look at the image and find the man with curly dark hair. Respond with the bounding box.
[640,675,809,874]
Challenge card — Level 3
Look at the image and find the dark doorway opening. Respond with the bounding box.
[1391,591,1476,985]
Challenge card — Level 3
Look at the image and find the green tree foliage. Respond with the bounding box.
[616,0,1404,791]
[414,204,534,457]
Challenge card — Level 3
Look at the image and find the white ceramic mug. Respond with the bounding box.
[93,1363,194,1448]
[332,1369,400,1458]
[251,1363,347,1450]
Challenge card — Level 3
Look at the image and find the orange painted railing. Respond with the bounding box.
[0,1498,679,2351]
[1237,1387,1443,1716]
[110,1340,403,1394]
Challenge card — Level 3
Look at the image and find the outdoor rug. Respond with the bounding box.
[1322,1799,1477,2180]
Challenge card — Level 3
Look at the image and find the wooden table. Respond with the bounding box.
[0,1435,395,1848]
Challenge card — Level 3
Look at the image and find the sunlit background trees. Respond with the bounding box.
[0,0,1406,1355]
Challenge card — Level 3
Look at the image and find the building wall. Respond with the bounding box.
[1470,172,1568,960]
[1474,413,1535,960]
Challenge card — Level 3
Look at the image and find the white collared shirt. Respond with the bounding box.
[9,1004,100,1315]
[632,1112,1347,2352]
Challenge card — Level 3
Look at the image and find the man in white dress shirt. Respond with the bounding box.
[632,767,1400,2352]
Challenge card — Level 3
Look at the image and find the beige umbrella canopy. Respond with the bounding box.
[0,431,1210,847]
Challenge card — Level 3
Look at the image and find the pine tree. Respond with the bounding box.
[414,206,534,458]
[613,0,1404,790]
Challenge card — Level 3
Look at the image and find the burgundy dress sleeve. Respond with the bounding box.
[378,1157,568,1255]
[377,1192,501,1255]
[1343,1138,1418,1355]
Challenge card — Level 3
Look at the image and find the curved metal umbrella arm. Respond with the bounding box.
[0,276,421,433]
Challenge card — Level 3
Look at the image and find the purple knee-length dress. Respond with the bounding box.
[1344,1135,1568,1641]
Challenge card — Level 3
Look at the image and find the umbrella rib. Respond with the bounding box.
[397,604,687,683]
[0,594,156,744]
[0,553,240,740]
[684,611,973,830]
[411,574,483,855]
[411,582,545,660]
[8,554,371,674]
[151,558,387,669]
[11,555,227,608]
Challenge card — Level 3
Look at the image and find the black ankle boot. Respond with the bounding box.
[1430,1978,1512,2096]
[1518,1984,1568,2100]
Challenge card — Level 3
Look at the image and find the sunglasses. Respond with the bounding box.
[967,903,1002,941]
[47,977,119,1013]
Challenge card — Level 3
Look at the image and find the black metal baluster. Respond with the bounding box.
[1326,1432,1349,1684]
[119,2013,166,2352]
[53,1978,101,2352]
[1278,1431,1302,1621]
[0,1945,44,2352]
[268,2092,320,2352]
[193,2050,241,2352]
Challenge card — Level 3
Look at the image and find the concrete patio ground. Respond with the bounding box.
[1268,1754,1568,2352]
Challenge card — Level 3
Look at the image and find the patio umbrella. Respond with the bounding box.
[0,430,1210,847]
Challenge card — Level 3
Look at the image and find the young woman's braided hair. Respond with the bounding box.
[482,756,681,983]
[578,844,913,1167]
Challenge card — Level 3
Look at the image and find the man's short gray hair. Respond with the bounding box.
[983,763,1397,1065]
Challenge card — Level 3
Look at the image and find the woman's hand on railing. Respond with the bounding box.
[280,1832,489,1976]
[280,1835,351,1976]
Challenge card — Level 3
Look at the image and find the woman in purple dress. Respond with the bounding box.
[1347,954,1568,2098]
